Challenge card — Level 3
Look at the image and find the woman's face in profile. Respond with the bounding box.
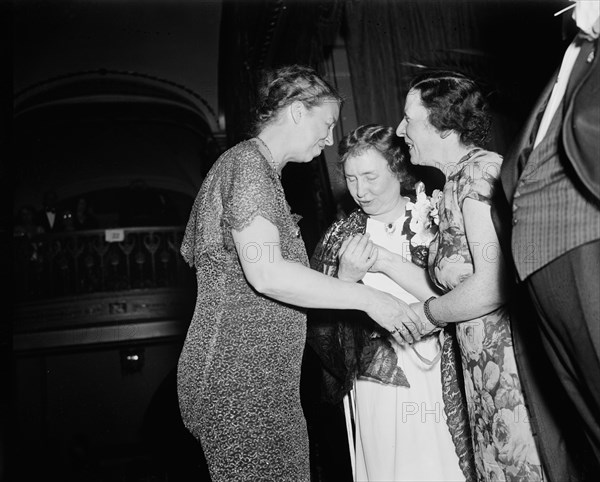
[295,101,339,162]
[396,89,442,169]
[343,147,401,218]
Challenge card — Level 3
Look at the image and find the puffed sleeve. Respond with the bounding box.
[221,145,281,233]
[457,151,503,209]
[180,141,282,268]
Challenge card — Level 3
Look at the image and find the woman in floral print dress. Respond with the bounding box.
[395,71,545,481]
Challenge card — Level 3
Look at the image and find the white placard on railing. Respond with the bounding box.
[105,229,125,243]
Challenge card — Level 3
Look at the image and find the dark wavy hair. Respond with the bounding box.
[249,64,343,136]
[338,124,416,192]
[409,70,491,147]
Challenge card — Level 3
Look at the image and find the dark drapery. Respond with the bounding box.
[219,0,344,146]
[344,0,481,129]
[342,0,567,158]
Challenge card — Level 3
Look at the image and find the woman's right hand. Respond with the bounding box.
[366,288,423,345]
[368,244,396,273]
[337,234,377,282]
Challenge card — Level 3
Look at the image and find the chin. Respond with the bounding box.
[361,205,376,215]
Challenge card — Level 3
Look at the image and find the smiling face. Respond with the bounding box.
[396,89,444,168]
[296,100,340,162]
[343,148,403,219]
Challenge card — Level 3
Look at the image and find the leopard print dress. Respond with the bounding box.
[177,139,310,481]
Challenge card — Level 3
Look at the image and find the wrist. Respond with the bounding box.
[375,250,395,273]
[423,296,447,328]
[360,284,381,312]
[351,283,371,312]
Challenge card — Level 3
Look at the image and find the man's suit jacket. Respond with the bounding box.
[490,37,600,482]
[493,36,599,262]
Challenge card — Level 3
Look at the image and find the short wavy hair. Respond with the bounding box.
[409,70,491,147]
[249,64,343,136]
[338,124,416,192]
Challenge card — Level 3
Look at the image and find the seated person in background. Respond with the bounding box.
[13,204,45,268]
[60,210,75,232]
[37,190,61,233]
[14,204,45,238]
[73,196,99,230]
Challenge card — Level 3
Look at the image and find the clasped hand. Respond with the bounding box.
[338,234,427,345]
[410,301,441,338]
[386,302,441,345]
[337,233,377,282]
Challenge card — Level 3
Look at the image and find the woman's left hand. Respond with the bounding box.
[409,301,440,337]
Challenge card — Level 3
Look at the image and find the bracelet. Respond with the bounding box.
[423,296,447,328]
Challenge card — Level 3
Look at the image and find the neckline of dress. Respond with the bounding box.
[458,147,482,165]
[253,137,281,178]
[368,216,405,236]
[368,201,410,235]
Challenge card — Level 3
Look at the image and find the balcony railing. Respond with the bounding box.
[13,226,194,301]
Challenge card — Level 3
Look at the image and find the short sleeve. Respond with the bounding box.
[456,151,502,209]
[180,141,284,268]
[222,143,282,232]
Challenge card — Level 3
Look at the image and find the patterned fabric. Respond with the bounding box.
[177,139,311,482]
[307,206,477,481]
[511,95,600,280]
[430,149,545,481]
[307,209,387,404]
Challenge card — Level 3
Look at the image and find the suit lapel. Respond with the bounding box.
[501,68,559,202]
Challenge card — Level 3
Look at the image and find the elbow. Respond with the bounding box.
[479,284,507,314]
[247,273,273,295]
[245,265,281,297]
[484,295,505,314]
[477,265,509,312]
[251,278,278,297]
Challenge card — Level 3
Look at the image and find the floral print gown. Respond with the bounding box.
[428,149,544,481]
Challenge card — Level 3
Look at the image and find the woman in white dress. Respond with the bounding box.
[308,124,474,481]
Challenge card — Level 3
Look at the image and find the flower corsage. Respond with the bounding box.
[402,181,442,268]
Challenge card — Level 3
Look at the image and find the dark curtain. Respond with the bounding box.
[343,0,484,190]
[344,0,481,129]
[219,0,343,149]
[342,0,568,160]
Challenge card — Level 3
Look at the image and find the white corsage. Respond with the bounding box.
[402,181,442,268]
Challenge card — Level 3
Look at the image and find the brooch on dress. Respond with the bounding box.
[384,222,397,235]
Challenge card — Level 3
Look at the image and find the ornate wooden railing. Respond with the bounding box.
[13,226,193,301]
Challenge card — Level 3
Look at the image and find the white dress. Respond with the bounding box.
[354,214,465,482]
